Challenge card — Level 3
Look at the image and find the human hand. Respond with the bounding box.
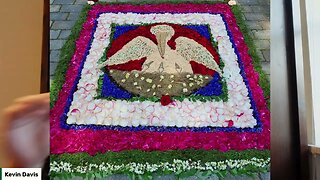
[0,93,49,168]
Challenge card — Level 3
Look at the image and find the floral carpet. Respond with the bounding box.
[50,2,270,179]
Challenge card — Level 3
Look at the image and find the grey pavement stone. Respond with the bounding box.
[50,62,58,76]
[253,30,270,40]
[67,12,81,20]
[53,0,75,4]
[51,20,76,29]
[75,0,87,4]
[50,0,54,4]
[50,5,61,12]
[59,30,72,39]
[50,40,66,50]
[258,21,270,30]
[241,6,252,13]
[256,40,270,50]
[50,50,61,63]
[258,0,270,5]
[104,175,130,180]
[50,12,69,21]
[246,21,263,30]
[250,5,270,14]
[238,0,260,5]
[260,172,270,180]
[244,13,267,21]
[224,173,262,180]
[50,30,61,39]
[239,0,269,5]
[262,49,270,61]
[50,21,53,27]
[60,5,84,13]
[261,61,270,75]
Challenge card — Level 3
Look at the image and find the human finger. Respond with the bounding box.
[14,93,49,106]
[2,94,49,123]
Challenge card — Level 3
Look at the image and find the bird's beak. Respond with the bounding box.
[156,31,168,59]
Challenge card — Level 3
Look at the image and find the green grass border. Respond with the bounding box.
[51,149,270,166]
[51,149,270,179]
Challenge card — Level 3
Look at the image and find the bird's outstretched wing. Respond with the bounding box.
[97,36,157,69]
[175,37,222,76]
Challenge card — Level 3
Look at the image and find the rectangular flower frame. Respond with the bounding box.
[50,2,270,179]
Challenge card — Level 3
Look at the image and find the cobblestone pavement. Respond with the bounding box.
[50,0,270,80]
[238,0,270,76]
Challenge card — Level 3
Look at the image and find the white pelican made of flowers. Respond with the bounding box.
[98,24,222,76]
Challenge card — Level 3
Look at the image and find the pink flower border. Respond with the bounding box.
[50,4,270,155]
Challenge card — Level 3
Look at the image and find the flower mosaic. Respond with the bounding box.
[50,2,270,179]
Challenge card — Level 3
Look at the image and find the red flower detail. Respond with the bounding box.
[226,120,234,127]
[160,95,173,106]
[237,112,244,117]
[190,60,215,76]
[107,57,146,71]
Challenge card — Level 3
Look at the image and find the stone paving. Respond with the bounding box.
[50,0,270,80]
[238,0,270,76]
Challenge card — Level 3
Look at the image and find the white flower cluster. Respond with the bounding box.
[68,98,256,128]
[66,13,257,129]
[50,161,72,173]
[228,0,237,6]
[50,158,270,175]
[87,1,95,5]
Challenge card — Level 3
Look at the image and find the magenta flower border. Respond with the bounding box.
[50,4,270,155]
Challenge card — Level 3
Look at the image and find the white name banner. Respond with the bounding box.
[1,168,41,180]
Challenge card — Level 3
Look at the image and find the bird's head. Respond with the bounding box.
[150,25,175,59]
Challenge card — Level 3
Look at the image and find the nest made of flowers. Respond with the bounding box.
[108,70,213,97]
